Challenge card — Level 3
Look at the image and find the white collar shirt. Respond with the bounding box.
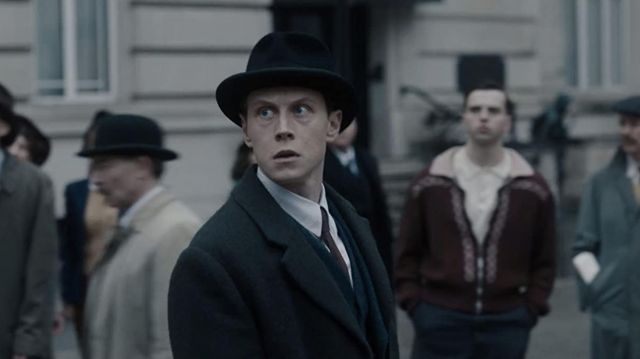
[257,167,353,283]
[119,185,164,228]
[453,148,511,244]
[331,146,359,175]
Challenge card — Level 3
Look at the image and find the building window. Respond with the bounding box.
[566,0,628,88]
[36,0,114,99]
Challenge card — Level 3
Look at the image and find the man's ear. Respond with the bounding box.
[327,110,342,141]
[240,115,252,148]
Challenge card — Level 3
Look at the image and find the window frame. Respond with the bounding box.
[34,0,118,103]
[571,0,631,89]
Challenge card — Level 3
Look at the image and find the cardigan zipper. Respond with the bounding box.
[475,247,485,314]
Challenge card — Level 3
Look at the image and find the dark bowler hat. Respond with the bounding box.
[216,31,356,131]
[612,96,640,117]
[77,114,178,161]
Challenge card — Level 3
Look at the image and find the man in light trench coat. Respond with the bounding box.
[574,95,640,359]
[79,114,201,359]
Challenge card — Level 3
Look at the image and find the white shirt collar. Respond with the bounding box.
[626,154,640,181]
[454,147,511,181]
[331,146,356,167]
[257,167,337,238]
[119,185,164,227]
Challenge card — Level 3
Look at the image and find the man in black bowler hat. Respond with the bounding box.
[573,95,640,359]
[0,83,58,359]
[78,114,201,359]
[168,32,398,359]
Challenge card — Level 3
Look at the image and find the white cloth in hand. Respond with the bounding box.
[573,252,600,284]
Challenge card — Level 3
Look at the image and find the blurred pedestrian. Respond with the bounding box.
[395,82,556,359]
[79,114,201,359]
[0,82,59,359]
[230,142,255,183]
[58,110,117,342]
[573,95,640,359]
[324,119,394,280]
[168,32,398,359]
[8,114,51,166]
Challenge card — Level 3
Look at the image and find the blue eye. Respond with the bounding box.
[293,105,310,116]
[258,108,274,120]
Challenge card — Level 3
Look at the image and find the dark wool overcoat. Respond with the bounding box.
[0,153,57,358]
[324,147,395,281]
[168,167,398,359]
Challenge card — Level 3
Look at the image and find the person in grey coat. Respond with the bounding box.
[573,95,640,359]
[0,83,58,359]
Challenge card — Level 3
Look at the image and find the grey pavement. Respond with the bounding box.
[54,278,589,359]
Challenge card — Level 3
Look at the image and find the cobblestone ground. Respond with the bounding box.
[54,278,589,359]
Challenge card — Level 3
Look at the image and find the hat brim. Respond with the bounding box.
[77,145,178,161]
[612,97,640,117]
[216,68,357,131]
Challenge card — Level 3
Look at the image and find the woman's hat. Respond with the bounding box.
[215,32,356,131]
[77,114,178,161]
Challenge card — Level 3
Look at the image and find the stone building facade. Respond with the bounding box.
[1,0,639,231]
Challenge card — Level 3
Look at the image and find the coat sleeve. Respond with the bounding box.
[168,246,264,358]
[573,177,601,310]
[13,175,58,357]
[393,181,427,313]
[147,221,199,359]
[526,183,556,317]
[574,178,601,255]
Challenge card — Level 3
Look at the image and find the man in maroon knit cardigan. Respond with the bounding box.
[394,83,556,359]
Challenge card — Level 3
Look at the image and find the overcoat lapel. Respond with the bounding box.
[231,169,369,350]
[326,185,394,345]
[609,151,640,219]
[94,190,175,271]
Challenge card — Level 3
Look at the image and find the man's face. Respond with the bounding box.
[0,117,9,138]
[8,135,30,162]
[463,89,511,147]
[330,120,358,151]
[619,115,640,159]
[89,156,147,209]
[241,87,341,195]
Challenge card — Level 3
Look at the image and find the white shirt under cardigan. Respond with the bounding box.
[453,147,511,244]
[257,167,353,283]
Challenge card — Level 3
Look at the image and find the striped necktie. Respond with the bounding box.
[320,207,349,277]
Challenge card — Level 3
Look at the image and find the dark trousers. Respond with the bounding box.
[410,302,532,359]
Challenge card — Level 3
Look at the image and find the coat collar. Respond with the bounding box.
[231,166,393,356]
[607,148,640,215]
[430,146,534,179]
[127,188,175,230]
[0,152,22,195]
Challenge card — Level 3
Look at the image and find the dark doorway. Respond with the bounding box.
[272,1,371,149]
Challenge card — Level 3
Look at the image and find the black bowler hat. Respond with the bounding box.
[77,114,178,161]
[612,96,640,117]
[216,32,356,131]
